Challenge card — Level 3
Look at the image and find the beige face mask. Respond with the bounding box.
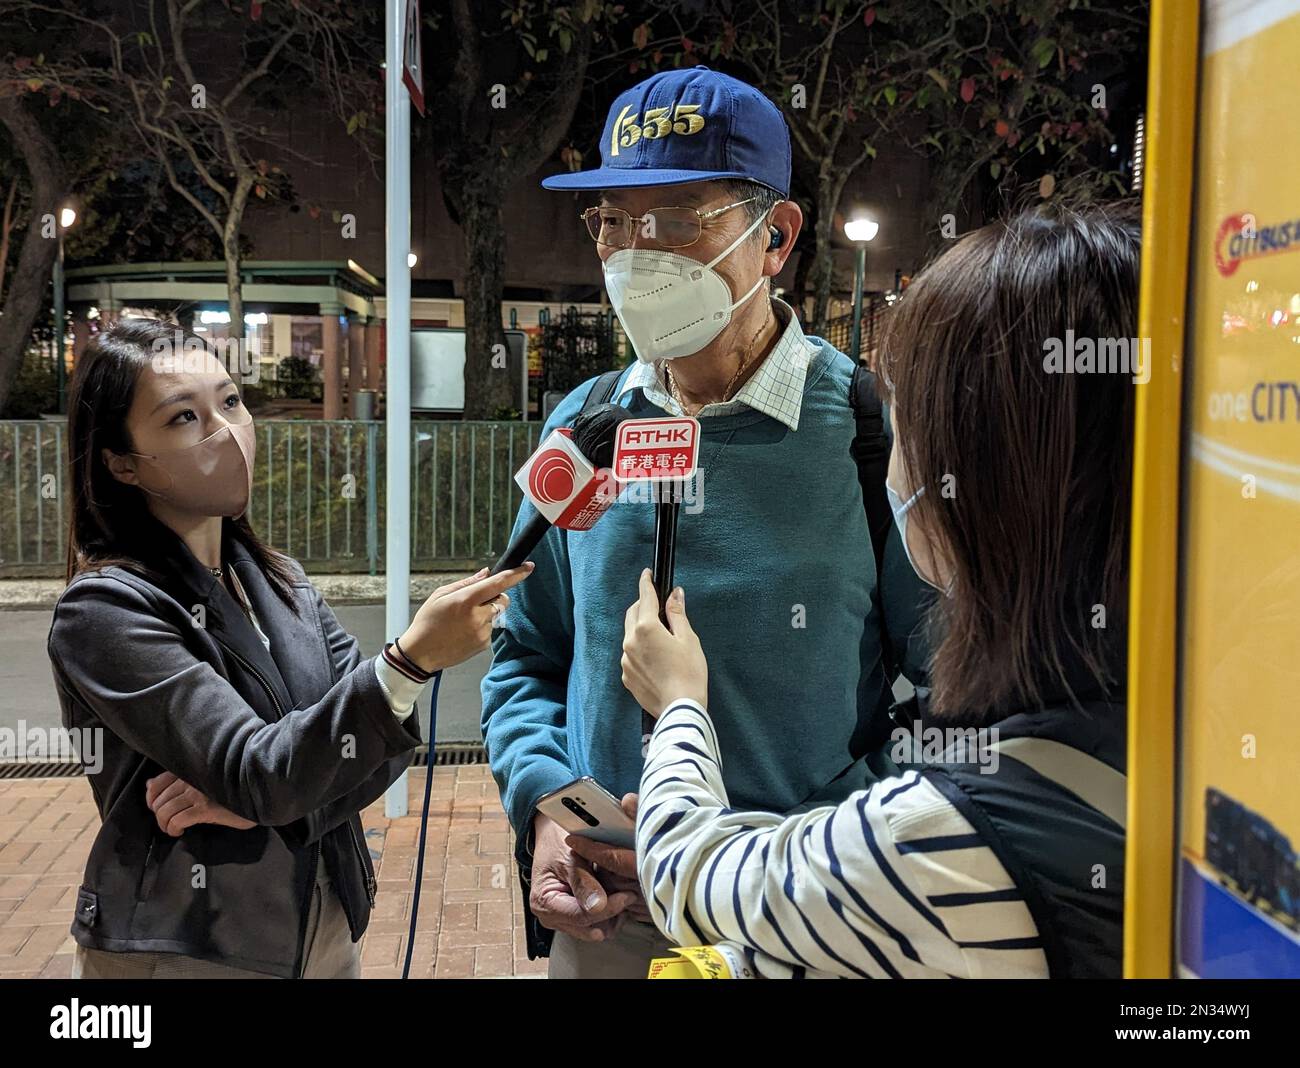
[131,422,257,519]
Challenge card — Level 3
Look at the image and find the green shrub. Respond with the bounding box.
[1,345,59,419]
[277,355,317,400]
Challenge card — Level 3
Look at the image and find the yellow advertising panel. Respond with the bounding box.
[1176,0,1300,977]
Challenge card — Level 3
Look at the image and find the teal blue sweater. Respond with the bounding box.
[481,339,891,863]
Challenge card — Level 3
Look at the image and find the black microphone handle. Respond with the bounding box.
[643,484,682,749]
[490,508,553,575]
[652,496,681,624]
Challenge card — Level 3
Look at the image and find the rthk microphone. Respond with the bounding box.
[611,416,702,752]
[490,404,631,574]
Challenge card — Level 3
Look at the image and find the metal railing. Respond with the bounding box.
[0,419,545,577]
[823,297,890,363]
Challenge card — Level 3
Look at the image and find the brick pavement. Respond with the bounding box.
[0,766,547,979]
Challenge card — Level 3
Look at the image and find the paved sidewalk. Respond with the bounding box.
[0,766,547,979]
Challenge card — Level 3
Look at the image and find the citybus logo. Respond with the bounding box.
[1214,211,1300,277]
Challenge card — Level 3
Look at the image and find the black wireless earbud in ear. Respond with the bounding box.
[768,227,784,251]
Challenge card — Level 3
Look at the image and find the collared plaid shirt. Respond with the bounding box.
[616,297,815,431]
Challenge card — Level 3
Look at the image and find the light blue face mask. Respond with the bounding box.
[885,480,951,596]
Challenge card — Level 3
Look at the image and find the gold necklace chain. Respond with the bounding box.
[665,306,774,417]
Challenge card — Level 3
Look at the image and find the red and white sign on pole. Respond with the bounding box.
[612,417,700,482]
[515,428,618,531]
[402,0,425,116]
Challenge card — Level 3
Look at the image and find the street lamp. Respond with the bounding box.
[844,215,878,362]
[845,215,879,360]
[53,204,78,414]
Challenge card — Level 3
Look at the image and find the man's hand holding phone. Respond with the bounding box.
[529,793,650,940]
[564,793,652,924]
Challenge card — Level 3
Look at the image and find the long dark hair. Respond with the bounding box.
[65,317,299,611]
[878,202,1139,718]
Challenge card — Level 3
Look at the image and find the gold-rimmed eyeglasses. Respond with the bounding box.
[580,197,758,250]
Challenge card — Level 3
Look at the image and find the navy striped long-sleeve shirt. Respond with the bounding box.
[636,699,1049,978]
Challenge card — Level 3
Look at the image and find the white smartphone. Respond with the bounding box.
[536,776,635,850]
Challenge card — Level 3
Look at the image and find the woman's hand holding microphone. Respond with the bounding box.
[620,568,709,717]
[395,562,534,674]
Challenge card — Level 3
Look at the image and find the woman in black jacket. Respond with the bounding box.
[49,318,532,978]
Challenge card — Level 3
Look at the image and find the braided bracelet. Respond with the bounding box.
[385,637,434,682]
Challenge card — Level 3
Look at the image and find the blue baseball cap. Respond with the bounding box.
[541,66,791,198]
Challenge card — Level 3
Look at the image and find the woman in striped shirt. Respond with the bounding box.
[584,204,1138,978]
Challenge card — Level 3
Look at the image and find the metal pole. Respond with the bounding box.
[366,418,379,577]
[54,232,66,414]
[384,0,412,818]
[850,243,865,362]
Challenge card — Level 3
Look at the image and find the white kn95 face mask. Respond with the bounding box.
[602,211,769,363]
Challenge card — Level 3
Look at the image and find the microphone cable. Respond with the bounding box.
[402,667,443,979]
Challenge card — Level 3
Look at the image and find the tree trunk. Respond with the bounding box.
[808,187,838,338]
[224,247,243,382]
[459,171,512,420]
[0,96,67,416]
[433,1,593,421]
[0,177,18,305]
[224,252,243,342]
[222,176,253,389]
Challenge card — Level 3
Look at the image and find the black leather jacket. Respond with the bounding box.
[47,533,421,978]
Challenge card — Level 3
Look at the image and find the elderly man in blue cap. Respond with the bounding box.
[481,65,897,978]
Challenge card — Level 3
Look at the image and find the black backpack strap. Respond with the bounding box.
[848,361,904,690]
[581,368,626,415]
[849,362,894,575]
